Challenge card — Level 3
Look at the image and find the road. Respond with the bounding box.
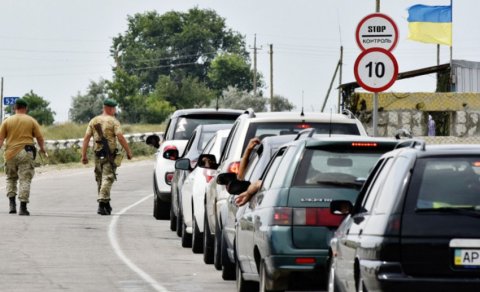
[0,159,235,292]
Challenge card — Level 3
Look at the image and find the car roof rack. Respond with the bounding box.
[294,128,316,140]
[394,139,426,151]
[243,108,255,118]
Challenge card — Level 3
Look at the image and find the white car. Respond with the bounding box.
[176,129,231,253]
[203,110,369,270]
[146,109,243,220]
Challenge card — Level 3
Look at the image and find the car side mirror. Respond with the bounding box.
[145,134,161,149]
[175,158,192,171]
[216,173,237,185]
[197,154,218,169]
[226,180,251,195]
[330,200,353,215]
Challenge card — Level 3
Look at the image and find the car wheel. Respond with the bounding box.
[328,258,340,292]
[192,215,203,253]
[236,260,258,292]
[213,218,222,270]
[260,260,284,292]
[181,220,192,248]
[203,211,214,264]
[221,230,236,280]
[169,203,177,231]
[176,208,183,237]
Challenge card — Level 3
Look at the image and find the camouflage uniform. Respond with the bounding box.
[85,115,122,203]
[4,150,35,203]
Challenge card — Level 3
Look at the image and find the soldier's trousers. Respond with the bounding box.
[94,158,116,202]
[5,150,35,203]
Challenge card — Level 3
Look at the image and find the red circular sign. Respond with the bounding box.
[354,48,399,92]
[356,13,399,51]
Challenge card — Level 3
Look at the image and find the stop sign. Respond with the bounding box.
[356,13,399,51]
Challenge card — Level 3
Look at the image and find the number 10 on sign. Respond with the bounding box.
[354,48,398,93]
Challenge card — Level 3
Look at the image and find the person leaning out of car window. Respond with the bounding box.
[235,137,262,206]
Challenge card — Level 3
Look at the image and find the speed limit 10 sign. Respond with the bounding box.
[354,48,398,93]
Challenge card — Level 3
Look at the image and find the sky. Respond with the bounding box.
[0,0,478,122]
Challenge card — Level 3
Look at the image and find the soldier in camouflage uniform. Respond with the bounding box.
[81,98,133,215]
[0,98,46,216]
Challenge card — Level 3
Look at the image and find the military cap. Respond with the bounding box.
[103,98,118,107]
[15,98,28,107]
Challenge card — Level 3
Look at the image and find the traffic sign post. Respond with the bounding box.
[355,12,399,136]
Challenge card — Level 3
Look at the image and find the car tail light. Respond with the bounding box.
[351,142,378,147]
[271,207,292,225]
[295,123,311,129]
[203,169,215,183]
[163,145,178,160]
[165,172,174,185]
[227,161,241,174]
[293,208,345,227]
[295,257,316,264]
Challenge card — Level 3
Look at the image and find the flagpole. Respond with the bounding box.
[450,0,453,91]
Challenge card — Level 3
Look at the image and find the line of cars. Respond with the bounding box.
[147,108,480,292]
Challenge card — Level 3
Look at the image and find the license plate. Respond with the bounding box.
[454,249,480,267]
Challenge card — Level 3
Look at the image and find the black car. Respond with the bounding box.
[329,141,480,292]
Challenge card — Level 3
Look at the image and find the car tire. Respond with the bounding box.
[260,260,284,292]
[176,208,183,237]
[221,231,236,280]
[213,218,222,270]
[169,203,177,231]
[153,173,170,220]
[181,219,192,248]
[327,258,340,292]
[192,215,203,253]
[203,211,214,264]
[236,260,258,292]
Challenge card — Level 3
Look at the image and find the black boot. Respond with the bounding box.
[18,202,30,216]
[9,197,16,214]
[105,201,112,215]
[97,202,107,215]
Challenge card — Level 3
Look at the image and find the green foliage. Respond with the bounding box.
[69,79,108,123]
[215,87,267,112]
[208,53,255,93]
[109,8,252,123]
[270,95,295,111]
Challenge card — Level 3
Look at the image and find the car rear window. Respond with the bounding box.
[173,115,238,140]
[414,157,480,209]
[243,122,360,153]
[292,148,384,188]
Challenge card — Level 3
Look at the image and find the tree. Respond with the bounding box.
[270,95,295,112]
[21,91,55,125]
[69,79,108,123]
[109,8,256,123]
[207,53,255,93]
[215,87,267,112]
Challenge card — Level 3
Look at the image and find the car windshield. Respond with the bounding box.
[415,157,480,210]
[292,149,382,188]
[243,122,360,153]
[173,116,236,140]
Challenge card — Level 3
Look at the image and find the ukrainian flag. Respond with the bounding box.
[407,4,452,46]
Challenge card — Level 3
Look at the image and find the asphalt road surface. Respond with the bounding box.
[0,159,235,292]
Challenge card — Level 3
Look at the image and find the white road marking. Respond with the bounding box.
[108,194,170,292]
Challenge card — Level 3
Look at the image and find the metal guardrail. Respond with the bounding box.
[44,132,164,150]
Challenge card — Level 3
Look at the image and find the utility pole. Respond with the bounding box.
[337,46,343,113]
[250,34,262,96]
[269,44,274,111]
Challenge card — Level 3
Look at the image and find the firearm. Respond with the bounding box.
[93,123,117,180]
